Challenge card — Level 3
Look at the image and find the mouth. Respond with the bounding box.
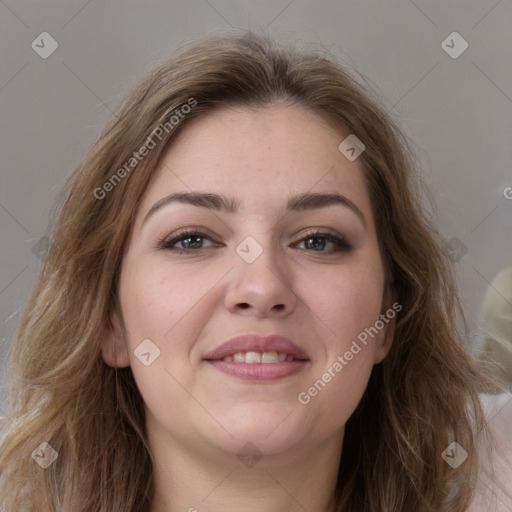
[219,351,300,363]
[203,334,310,381]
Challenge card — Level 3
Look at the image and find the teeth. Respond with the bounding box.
[245,351,261,364]
[233,352,245,363]
[222,351,293,363]
[261,351,278,363]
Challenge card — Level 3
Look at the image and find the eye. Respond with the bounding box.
[294,231,352,253]
[159,229,220,252]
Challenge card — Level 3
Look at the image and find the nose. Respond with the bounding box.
[224,244,297,318]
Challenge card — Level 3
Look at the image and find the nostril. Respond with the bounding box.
[234,303,286,312]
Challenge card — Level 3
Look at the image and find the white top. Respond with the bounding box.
[468,393,512,511]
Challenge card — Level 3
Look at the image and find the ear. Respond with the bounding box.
[373,296,399,364]
[99,311,130,368]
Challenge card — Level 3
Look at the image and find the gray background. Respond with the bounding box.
[1,0,511,417]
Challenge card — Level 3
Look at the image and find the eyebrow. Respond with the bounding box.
[142,191,366,227]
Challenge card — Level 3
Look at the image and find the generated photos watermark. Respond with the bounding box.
[134,338,161,366]
[338,134,365,161]
[31,442,58,469]
[441,441,468,468]
[298,302,402,405]
[94,98,197,200]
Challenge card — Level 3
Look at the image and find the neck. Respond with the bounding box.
[148,427,343,512]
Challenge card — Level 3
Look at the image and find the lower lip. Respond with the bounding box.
[206,360,308,381]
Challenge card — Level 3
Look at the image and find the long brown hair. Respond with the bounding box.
[0,32,489,511]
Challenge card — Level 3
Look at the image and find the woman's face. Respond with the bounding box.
[101,104,394,459]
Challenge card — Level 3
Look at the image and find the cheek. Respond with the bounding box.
[294,260,383,423]
[118,259,217,343]
[117,257,229,403]
[300,259,384,347]
[117,260,216,416]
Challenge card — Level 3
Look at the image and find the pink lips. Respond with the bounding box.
[203,333,310,382]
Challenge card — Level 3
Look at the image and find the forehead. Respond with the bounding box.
[137,105,373,224]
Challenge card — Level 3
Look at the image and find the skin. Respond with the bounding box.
[100,104,395,512]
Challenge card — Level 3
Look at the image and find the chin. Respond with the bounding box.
[216,431,308,462]
[209,404,312,455]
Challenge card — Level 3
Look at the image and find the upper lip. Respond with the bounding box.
[203,334,310,361]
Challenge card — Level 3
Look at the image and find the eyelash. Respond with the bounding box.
[158,228,219,253]
[159,228,352,254]
[295,230,352,252]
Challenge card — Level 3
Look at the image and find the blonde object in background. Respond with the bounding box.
[468,267,512,510]
[475,267,512,393]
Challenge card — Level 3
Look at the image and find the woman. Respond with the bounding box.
[0,33,500,511]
